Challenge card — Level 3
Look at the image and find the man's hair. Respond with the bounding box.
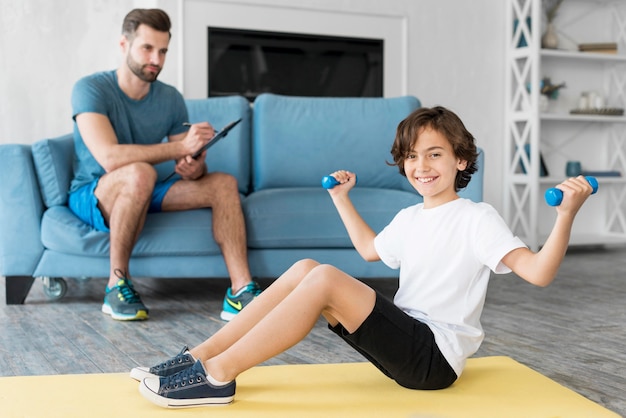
[122,8,171,40]
[389,106,479,191]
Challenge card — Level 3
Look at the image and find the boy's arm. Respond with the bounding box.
[501,176,593,287]
[327,171,380,261]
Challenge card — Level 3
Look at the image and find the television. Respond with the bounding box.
[208,27,383,101]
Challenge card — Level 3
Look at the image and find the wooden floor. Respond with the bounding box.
[1,246,625,416]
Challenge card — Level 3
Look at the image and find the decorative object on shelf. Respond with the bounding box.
[537,77,566,111]
[581,170,621,177]
[565,161,582,177]
[542,0,563,49]
[520,144,549,177]
[578,42,618,54]
[542,23,559,49]
[570,108,624,116]
[540,77,566,99]
[577,91,605,110]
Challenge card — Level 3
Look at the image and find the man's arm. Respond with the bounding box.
[76,112,208,173]
[501,176,593,287]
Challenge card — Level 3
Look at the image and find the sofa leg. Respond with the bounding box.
[5,276,35,305]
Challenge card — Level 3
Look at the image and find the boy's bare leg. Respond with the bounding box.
[161,172,252,291]
[200,262,376,382]
[189,259,321,360]
[95,162,157,287]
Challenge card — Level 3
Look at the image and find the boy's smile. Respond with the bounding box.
[404,127,467,208]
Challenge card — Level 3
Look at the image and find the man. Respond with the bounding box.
[68,8,260,321]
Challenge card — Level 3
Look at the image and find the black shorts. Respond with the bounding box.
[329,292,457,390]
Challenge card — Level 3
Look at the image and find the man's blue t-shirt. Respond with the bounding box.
[70,70,188,192]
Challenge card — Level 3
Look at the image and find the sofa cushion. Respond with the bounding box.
[40,206,222,256]
[185,96,252,195]
[32,134,74,207]
[243,188,421,249]
[252,94,420,191]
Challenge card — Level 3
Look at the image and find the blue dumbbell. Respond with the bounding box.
[544,176,598,206]
[321,175,357,189]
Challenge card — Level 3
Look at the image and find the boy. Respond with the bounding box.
[133,106,593,407]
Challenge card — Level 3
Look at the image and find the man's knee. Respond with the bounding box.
[124,162,158,187]
[115,163,158,198]
[98,162,157,205]
[205,172,239,194]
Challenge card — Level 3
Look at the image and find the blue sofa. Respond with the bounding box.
[0,94,483,304]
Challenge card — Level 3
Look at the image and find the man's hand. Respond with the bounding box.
[180,122,215,157]
[174,150,207,180]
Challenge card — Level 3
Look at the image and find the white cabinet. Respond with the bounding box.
[505,0,626,250]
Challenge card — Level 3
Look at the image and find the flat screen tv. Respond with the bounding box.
[208,27,383,101]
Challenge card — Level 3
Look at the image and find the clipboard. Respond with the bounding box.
[163,118,242,181]
[190,118,242,159]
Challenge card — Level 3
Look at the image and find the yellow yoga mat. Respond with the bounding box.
[0,356,618,418]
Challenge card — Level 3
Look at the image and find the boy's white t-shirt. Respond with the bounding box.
[374,198,526,377]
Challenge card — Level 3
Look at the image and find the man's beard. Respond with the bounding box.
[127,55,161,83]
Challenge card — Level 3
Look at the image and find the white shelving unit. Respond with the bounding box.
[505,0,626,250]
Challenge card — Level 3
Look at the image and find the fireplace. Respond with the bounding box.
[181,1,406,99]
[208,27,383,101]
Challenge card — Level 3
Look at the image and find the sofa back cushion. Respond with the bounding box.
[252,93,420,191]
[31,96,252,207]
[32,134,74,207]
[184,96,252,194]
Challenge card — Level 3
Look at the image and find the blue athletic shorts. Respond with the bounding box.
[68,177,178,232]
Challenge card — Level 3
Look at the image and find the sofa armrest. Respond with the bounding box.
[0,144,44,276]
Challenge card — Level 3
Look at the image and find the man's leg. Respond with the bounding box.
[161,172,257,319]
[95,162,157,320]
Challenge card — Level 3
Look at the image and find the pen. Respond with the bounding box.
[183,122,222,137]
[183,122,221,135]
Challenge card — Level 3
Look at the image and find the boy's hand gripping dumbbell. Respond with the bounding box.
[544,176,598,206]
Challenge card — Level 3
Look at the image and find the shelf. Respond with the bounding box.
[541,49,626,62]
[540,113,626,123]
[538,176,625,185]
[509,175,625,185]
[505,0,626,251]
[540,233,626,248]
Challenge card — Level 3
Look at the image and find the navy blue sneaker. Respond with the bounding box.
[140,360,236,408]
[130,346,195,381]
[220,281,262,321]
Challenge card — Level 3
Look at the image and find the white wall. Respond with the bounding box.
[0,0,505,210]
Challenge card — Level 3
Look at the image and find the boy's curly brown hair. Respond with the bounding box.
[389,106,479,191]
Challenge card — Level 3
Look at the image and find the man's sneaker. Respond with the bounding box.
[139,360,236,408]
[130,346,195,381]
[101,272,149,321]
[220,281,262,321]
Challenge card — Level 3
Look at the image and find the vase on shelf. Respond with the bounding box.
[541,22,559,49]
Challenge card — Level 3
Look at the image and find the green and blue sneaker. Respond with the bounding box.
[220,281,261,321]
[101,271,149,321]
[140,360,236,408]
